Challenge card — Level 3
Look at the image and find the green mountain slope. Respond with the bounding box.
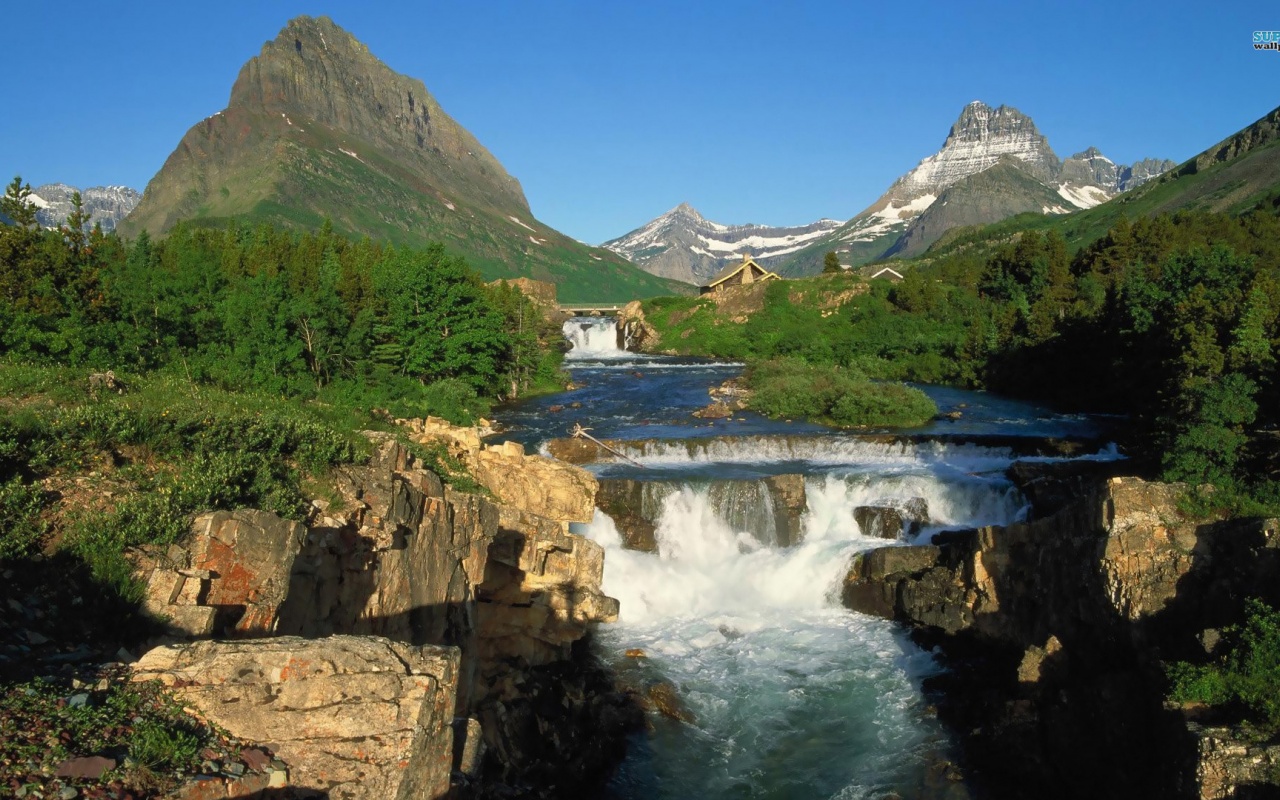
[119,15,688,303]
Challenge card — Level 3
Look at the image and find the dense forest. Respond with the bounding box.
[0,177,566,423]
[640,196,1280,513]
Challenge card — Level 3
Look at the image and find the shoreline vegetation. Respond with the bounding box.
[743,358,937,429]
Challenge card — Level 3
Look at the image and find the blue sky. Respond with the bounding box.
[2,1,1276,244]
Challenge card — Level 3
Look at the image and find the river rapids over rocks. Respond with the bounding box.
[488,317,1121,799]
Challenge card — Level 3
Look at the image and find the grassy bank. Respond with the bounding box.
[744,358,937,429]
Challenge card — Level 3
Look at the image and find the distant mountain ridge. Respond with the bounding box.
[776,101,1175,274]
[120,15,686,302]
[609,101,1175,280]
[601,203,842,285]
[30,184,141,231]
[920,102,1280,258]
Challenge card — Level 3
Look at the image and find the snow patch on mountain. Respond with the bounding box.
[603,202,844,285]
[1056,183,1110,209]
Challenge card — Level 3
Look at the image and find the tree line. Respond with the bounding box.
[0,177,565,421]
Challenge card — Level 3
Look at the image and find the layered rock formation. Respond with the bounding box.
[843,470,1280,799]
[132,423,640,799]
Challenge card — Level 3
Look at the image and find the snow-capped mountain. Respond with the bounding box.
[30,184,142,232]
[602,202,843,285]
[784,101,1176,273]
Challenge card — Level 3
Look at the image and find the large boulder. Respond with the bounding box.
[132,636,459,800]
[617,300,660,353]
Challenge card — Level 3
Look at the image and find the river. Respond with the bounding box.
[490,316,1121,800]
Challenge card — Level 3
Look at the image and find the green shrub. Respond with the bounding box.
[0,478,47,561]
[744,358,936,429]
[1168,599,1280,730]
[129,718,202,771]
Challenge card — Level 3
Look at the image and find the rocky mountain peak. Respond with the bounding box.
[947,102,1038,144]
[228,15,528,214]
[669,202,705,220]
[879,101,1061,208]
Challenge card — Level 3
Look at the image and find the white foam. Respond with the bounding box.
[562,317,621,358]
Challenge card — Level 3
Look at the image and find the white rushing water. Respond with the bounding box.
[563,316,623,359]
[578,464,1021,798]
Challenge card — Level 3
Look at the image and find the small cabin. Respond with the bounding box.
[700,254,780,295]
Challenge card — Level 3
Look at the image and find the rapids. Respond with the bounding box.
[489,316,1122,798]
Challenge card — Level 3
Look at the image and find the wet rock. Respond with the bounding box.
[1005,458,1127,519]
[763,474,808,547]
[545,436,608,464]
[692,400,734,419]
[854,505,906,539]
[548,404,565,413]
[595,480,659,553]
[644,680,696,724]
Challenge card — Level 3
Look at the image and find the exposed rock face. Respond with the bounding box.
[29,183,141,231]
[1189,722,1280,800]
[603,202,843,285]
[883,157,1075,259]
[131,429,634,798]
[892,102,1061,199]
[842,475,1280,799]
[140,510,307,637]
[132,636,459,800]
[471,441,598,525]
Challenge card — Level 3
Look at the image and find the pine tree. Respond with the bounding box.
[823,251,841,274]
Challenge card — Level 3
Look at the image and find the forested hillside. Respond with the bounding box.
[1,177,565,420]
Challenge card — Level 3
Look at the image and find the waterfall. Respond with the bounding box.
[576,464,1022,797]
[562,316,622,358]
